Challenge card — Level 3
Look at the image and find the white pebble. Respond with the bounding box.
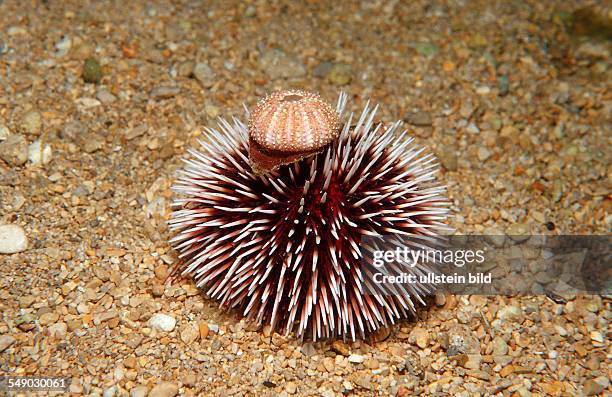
[0,125,10,141]
[28,140,52,166]
[148,313,176,332]
[0,224,28,254]
[348,354,365,363]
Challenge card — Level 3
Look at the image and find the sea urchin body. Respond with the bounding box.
[169,93,450,340]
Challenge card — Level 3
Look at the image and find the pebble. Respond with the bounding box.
[331,340,350,356]
[148,313,176,332]
[496,305,523,322]
[477,147,491,161]
[80,133,104,154]
[0,134,28,165]
[149,382,178,397]
[0,125,10,141]
[54,35,72,56]
[583,377,607,396]
[0,335,16,352]
[103,385,117,397]
[48,322,68,337]
[193,63,215,87]
[506,223,530,240]
[415,42,438,56]
[28,140,52,165]
[130,386,149,397]
[21,110,42,135]
[0,224,28,254]
[411,327,430,348]
[437,146,457,171]
[176,60,195,77]
[405,111,432,126]
[285,381,297,394]
[180,325,199,344]
[258,49,306,79]
[83,58,102,83]
[150,86,180,100]
[328,63,352,85]
[348,354,365,363]
[96,87,116,104]
[207,323,219,333]
[313,61,333,78]
[492,336,509,356]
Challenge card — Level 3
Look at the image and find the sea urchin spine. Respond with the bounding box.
[169,92,450,340]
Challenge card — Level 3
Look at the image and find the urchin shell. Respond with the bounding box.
[169,93,450,340]
[248,90,340,152]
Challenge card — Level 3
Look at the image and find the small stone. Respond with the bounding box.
[150,86,180,100]
[411,327,429,349]
[590,330,604,343]
[148,313,176,332]
[348,354,365,363]
[199,322,209,339]
[405,110,432,127]
[459,353,482,369]
[0,125,10,141]
[125,334,144,349]
[180,325,199,344]
[328,63,352,85]
[0,224,28,254]
[176,60,195,77]
[149,382,178,397]
[331,340,350,356]
[476,86,490,95]
[21,111,42,135]
[28,140,52,165]
[130,385,149,397]
[207,323,219,333]
[182,373,197,388]
[48,322,68,337]
[492,336,508,356]
[193,63,215,87]
[415,42,439,56]
[499,364,515,377]
[0,134,28,165]
[497,305,523,322]
[301,342,316,357]
[80,133,104,153]
[285,381,297,394]
[67,319,82,331]
[83,58,102,83]
[54,35,72,56]
[437,147,457,171]
[498,75,509,96]
[583,377,609,396]
[323,357,335,372]
[0,335,16,352]
[477,147,491,161]
[258,49,306,79]
[103,385,117,397]
[313,61,333,78]
[506,224,530,240]
[96,87,116,104]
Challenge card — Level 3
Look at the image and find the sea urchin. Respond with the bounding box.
[169,91,450,340]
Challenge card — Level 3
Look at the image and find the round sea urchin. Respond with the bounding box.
[169,92,450,340]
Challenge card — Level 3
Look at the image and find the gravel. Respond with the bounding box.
[0,2,609,396]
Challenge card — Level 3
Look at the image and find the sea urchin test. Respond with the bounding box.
[169,90,450,340]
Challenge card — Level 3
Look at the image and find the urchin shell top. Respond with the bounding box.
[248,90,341,153]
